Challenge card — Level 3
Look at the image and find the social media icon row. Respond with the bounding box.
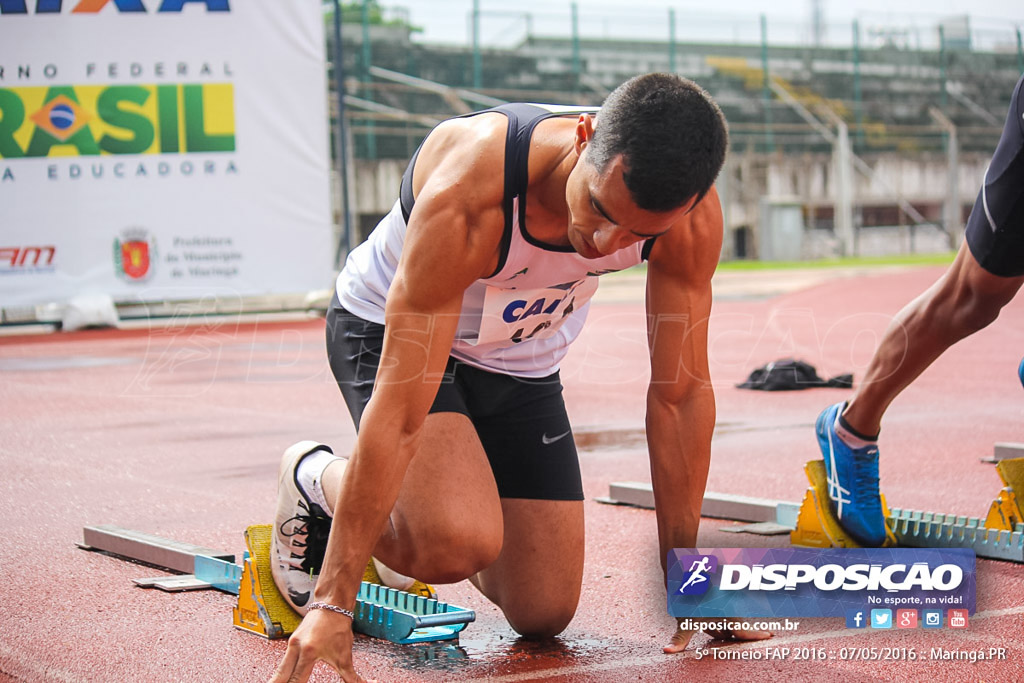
[846,609,968,629]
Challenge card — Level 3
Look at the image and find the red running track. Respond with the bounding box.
[1,263,1022,682]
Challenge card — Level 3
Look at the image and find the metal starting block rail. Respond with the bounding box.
[77,524,235,574]
[601,456,1024,563]
[982,442,1024,464]
[77,523,475,644]
[887,508,1024,562]
[597,482,798,534]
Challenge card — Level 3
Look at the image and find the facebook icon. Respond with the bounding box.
[846,609,867,629]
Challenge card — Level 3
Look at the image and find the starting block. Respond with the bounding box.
[790,460,897,548]
[887,507,1024,562]
[233,525,303,639]
[354,582,476,644]
[232,524,475,643]
[790,458,1024,562]
[80,522,475,643]
[984,458,1024,531]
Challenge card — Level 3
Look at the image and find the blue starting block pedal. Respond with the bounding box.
[232,524,474,643]
[195,553,244,594]
[354,581,475,644]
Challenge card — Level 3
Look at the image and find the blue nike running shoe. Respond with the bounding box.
[1018,356,1024,388]
[815,402,888,546]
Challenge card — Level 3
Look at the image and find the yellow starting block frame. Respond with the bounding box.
[985,458,1024,531]
[790,460,897,548]
[233,525,302,639]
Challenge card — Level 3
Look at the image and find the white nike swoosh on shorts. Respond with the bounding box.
[541,431,571,445]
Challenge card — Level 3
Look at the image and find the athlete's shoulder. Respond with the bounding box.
[402,113,511,281]
[411,112,509,196]
[648,186,724,283]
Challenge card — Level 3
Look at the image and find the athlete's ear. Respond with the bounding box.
[574,114,595,156]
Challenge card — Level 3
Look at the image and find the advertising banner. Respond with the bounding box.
[0,0,333,310]
[668,547,977,618]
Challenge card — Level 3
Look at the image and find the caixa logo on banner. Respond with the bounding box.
[0,1,229,14]
[667,548,976,618]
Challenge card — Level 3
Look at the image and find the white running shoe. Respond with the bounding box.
[270,441,334,614]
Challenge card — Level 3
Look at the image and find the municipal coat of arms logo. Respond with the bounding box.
[114,228,156,282]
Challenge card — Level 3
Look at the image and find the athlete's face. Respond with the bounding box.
[565,117,695,259]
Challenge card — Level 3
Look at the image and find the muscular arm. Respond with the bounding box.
[271,116,508,683]
[644,190,773,652]
[644,187,723,571]
[315,118,506,608]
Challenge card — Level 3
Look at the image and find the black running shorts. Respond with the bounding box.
[965,73,1024,278]
[325,299,584,501]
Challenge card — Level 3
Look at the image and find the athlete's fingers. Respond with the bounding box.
[663,627,698,654]
[283,649,318,683]
[340,669,374,683]
[267,643,300,683]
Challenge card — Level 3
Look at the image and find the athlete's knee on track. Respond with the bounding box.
[504,598,579,639]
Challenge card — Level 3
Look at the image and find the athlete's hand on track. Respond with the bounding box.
[663,621,700,654]
[268,610,375,683]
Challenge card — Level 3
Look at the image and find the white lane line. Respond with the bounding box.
[468,604,1024,682]
[0,641,80,683]
[465,652,691,683]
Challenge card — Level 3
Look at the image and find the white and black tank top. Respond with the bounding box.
[336,103,656,378]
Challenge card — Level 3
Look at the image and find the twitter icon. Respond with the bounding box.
[871,609,893,629]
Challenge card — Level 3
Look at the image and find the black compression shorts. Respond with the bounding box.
[324,298,584,501]
[965,73,1024,278]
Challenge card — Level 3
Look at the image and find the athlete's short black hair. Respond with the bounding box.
[588,73,728,212]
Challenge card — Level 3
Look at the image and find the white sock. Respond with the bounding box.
[834,415,877,450]
[296,448,341,516]
[296,450,415,589]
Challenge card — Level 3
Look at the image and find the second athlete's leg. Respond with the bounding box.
[843,241,1024,436]
[845,73,1024,434]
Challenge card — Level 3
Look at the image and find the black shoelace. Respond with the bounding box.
[280,498,331,573]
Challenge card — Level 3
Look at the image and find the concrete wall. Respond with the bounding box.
[755,152,988,204]
[344,151,983,260]
[718,150,986,259]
